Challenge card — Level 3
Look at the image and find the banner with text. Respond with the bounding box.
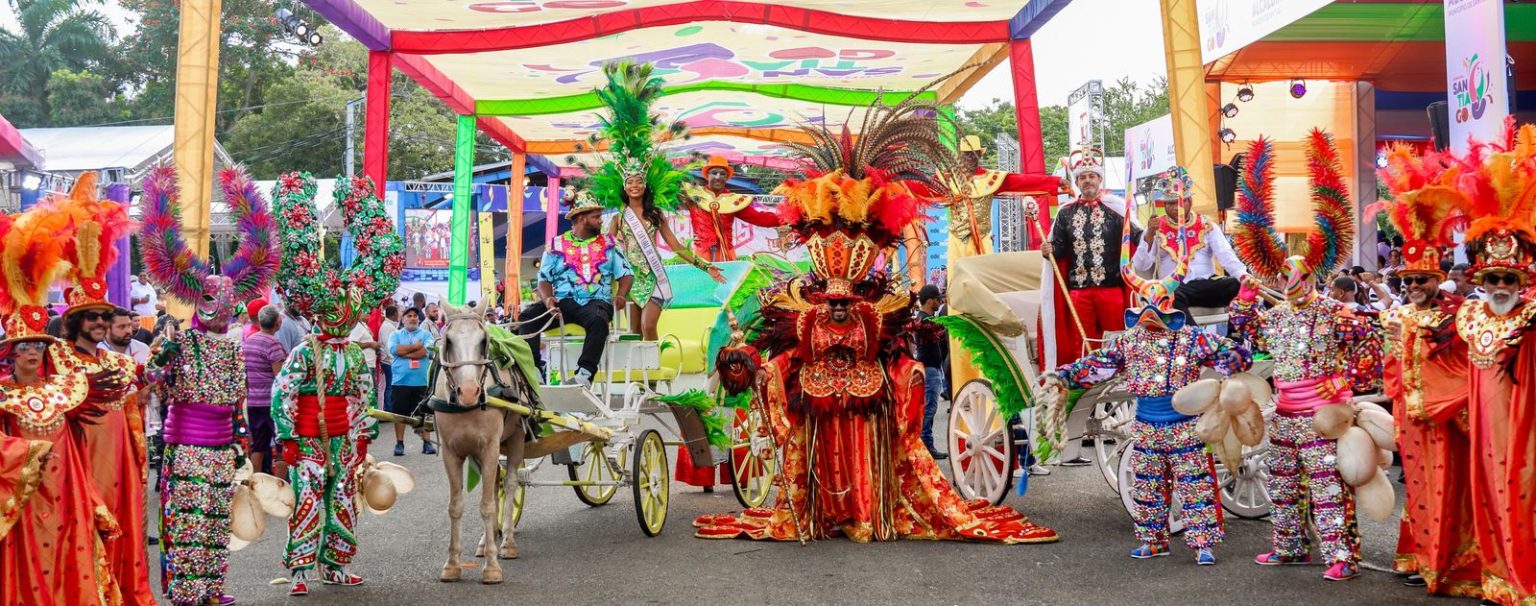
[1123,114,1177,184]
[1444,0,1508,153]
[1197,0,1331,63]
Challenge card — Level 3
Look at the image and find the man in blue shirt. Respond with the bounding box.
[517,194,633,386]
[388,307,437,455]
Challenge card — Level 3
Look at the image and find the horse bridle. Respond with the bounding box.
[433,310,503,410]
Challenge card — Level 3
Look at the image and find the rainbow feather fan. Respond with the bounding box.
[139,165,281,305]
[1232,137,1288,277]
[1302,129,1354,276]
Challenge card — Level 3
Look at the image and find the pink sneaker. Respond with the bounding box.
[1254,552,1312,566]
[1323,562,1359,581]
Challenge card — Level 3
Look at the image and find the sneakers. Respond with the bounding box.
[393,442,405,457]
[572,368,594,389]
[1254,552,1312,566]
[1196,548,1216,566]
[322,567,364,586]
[422,442,437,456]
[1130,543,1170,559]
[1059,457,1092,467]
[1028,464,1052,476]
[1323,562,1359,581]
[203,595,236,605]
[1402,574,1427,587]
[928,449,949,460]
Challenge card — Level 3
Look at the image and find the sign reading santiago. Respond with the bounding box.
[1444,0,1508,153]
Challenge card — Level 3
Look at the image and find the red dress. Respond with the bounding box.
[1456,300,1536,605]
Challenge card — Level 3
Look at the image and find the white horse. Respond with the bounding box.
[430,303,536,584]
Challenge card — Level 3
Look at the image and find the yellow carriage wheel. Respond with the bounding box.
[631,429,669,536]
[570,441,622,506]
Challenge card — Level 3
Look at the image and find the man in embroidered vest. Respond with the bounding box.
[517,193,634,387]
[1044,146,1140,359]
[1132,166,1249,322]
[684,156,783,262]
[1449,123,1536,606]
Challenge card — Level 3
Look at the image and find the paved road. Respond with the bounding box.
[146,423,1447,606]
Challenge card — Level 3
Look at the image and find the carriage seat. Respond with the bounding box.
[1188,306,1229,326]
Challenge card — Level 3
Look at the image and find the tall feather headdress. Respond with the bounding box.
[0,204,75,343]
[1376,144,1466,278]
[45,172,134,314]
[139,165,281,317]
[572,61,689,213]
[1230,129,1355,278]
[1451,119,1536,279]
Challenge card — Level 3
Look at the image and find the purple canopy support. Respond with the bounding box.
[303,0,391,50]
[105,181,132,310]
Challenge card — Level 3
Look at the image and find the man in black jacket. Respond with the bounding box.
[913,285,949,460]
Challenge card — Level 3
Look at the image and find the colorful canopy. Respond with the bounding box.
[308,0,1069,168]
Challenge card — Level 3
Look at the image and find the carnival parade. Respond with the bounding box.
[0,0,1533,604]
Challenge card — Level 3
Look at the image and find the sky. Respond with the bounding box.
[2,0,1168,110]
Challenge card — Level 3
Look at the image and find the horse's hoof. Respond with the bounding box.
[500,544,519,560]
[440,566,463,583]
[481,568,504,585]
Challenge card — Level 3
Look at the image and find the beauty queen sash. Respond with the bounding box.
[624,208,672,302]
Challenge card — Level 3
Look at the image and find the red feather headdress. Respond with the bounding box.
[1376,144,1466,277]
[45,172,134,313]
[1,204,76,342]
[1451,119,1536,278]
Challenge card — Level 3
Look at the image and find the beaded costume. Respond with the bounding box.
[271,173,403,588]
[1229,131,1368,576]
[139,166,279,606]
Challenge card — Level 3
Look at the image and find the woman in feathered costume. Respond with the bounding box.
[0,202,125,606]
[583,61,724,343]
[139,165,280,606]
[1229,130,1376,582]
[692,86,1057,545]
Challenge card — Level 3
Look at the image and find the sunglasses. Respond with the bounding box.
[1483,273,1523,287]
[1402,275,1435,286]
[13,342,47,353]
[77,310,109,322]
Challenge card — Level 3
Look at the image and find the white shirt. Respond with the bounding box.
[349,323,378,369]
[130,280,158,318]
[100,339,151,365]
[377,319,398,365]
[1131,216,1249,281]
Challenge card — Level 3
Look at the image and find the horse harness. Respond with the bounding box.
[427,310,504,414]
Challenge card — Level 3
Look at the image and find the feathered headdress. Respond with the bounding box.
[273,173,405,338]
[1231,129,1355,279]
[573,61,689,213]
[0,205,75,344]
[140,165,281,329]
[1451,119,1536,279]
[1376,144,1467,278]
[773,76,961,298]
[46,172,133,315]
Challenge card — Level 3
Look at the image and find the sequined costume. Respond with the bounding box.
[148,330,250,606]
[1238,295,1371,567]
[138,166,281,606]
[1053,327,1250,550]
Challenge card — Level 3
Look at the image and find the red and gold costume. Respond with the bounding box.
[0,201,124,606]
[693,109,1056,544]
[1377,144,1480,597]
[683,158,782,263]
[1447,121,1536,606]
[48,175,157,606]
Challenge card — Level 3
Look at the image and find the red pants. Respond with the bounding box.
[1062,286,1125,358]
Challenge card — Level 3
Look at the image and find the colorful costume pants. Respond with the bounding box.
[1265,412,1360,565]
[160,444,236,606]
[285,436,361,572]
[1128,418,1223,549]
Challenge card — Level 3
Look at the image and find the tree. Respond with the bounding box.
[0,0,116,124]
[956,77,1170,169]
[225,29,506,180]
[44,68,122,126]
[954,100,1068,171]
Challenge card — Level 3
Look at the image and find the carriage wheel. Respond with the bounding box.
[631,429,670,536]
[1115,443,1186,534]
[1091,397,1137,492]
[729,407,776,509]
[570,441,623,507]
[1216,443,1272,518]
[946,379,1014,505]
[494,462,526,533]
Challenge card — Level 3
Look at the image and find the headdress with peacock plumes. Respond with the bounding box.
[1449,119,1536,281]
[46,173,134,316]
[1231,129,1355,281]
[1376,145,1467,279]
[139,165,281,331]
[773,81,960,300]
[272,173,405,338]
[573,61,689,214]
[0,204,75,344]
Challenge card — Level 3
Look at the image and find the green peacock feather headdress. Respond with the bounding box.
[568,61,691,213]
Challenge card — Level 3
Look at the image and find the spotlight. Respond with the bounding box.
[1236,84,1255,102]
[1376,150,1389,169]
[1222,103,1240,118]
[275,7,300,32]
[1289,79,1307,99]
[294,22,310,37]
[307,32,323,45]
[1220,128,1237,144]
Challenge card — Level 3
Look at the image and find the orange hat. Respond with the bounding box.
[48,173,132,316]
[702,156,734,180]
